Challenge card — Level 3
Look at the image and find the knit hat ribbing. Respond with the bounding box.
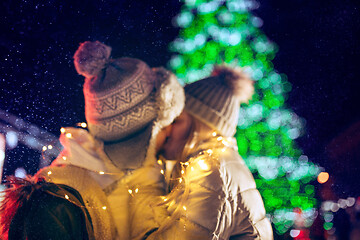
[184,65,254,137]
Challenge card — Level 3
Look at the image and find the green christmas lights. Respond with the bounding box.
[168,0,320,235]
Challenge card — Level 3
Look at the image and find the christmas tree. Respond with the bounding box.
[168,0,320,235]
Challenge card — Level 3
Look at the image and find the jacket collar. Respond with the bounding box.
[52,127,122,175]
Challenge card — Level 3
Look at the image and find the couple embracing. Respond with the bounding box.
[1,41,272,240]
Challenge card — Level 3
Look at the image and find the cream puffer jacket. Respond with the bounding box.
[148,136,273,240]
[37,127,168,240]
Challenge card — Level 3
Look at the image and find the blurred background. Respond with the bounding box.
[0,0,359,239]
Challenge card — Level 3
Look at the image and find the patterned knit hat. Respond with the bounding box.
[73,41,184,142]
[184,65,254,137]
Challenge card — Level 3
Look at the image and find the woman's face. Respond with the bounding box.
[161,111,193,160]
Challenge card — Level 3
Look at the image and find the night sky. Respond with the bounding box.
[1,0,359,189]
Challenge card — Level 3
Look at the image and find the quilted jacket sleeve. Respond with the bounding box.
[221,152,273,240]
[146,148,273,240]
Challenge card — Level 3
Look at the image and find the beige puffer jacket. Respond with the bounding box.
[43,127,169,240]
[148,136,273,240]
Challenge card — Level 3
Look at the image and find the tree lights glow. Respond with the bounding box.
[317,171,329,184]
[168,0,320,234]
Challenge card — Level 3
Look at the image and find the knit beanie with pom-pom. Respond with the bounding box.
[184,65,254,137]
[73,41,184,142]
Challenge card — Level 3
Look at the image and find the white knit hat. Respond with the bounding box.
[184,65,254,137]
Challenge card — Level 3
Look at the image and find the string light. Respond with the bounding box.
[65,194,69,200]
[99,171,105,175]
[188,141,196,150]
[42,146,47,151]
[212,132,217,137]
[102,206,107,210]
[198,160,209,171]
[48,145,53,150]
[181,170,185,175]
[60,127,66,133]
[62,156,67,161]
[65,133,72,138]
[47,171,52,175]
[157,160,163,165]
[183,206,187,211]
[217,136,223,141]
[80,122,87,128]
[128,189,133,194]
[135,188,139,193]
[160,169,165,175]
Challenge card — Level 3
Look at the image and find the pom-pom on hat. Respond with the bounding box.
[73,41,184,143]
[184,65,254,137]
[74,41,112,78]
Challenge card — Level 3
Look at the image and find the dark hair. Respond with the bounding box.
[1,178,93,240]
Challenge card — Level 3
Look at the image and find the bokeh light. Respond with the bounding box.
[317,171,329,184]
